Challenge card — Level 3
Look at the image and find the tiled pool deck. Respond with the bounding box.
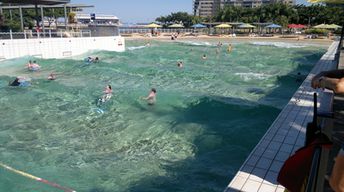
[225,41,339,192]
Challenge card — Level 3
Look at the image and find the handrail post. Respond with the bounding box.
[49,29,51,38]
[9,29,13,39]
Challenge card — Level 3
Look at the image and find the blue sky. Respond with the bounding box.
[72,0,309,23]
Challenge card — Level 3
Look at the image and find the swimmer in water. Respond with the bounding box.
[27,60,41,71]
[177,61,183,68]
[48,73,56,80]
[101,85,112,102]
[142,88,157,105]
[9,76,30,86]
[202,54,207,60]
[227,44,233,53]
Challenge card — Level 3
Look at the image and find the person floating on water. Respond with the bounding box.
[142,88,157,105]
[26,60,41,71]
[100,85,112,103]
[86,57,99,63]
[48,72,56,80]
[9,76,30,87]
[202,54,207,60]
[177,61,183,68]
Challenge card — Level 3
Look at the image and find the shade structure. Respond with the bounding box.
[328,24,342,29]
[265,24,281,28]
[288,24,306,29]
[144,23,162,28]
[191,23,206,28]
[168,23,184,28]
[238,23,256,28]
[313,24,335,29]
[215,24,231,28]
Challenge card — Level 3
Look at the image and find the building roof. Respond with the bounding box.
[0,0,70,5]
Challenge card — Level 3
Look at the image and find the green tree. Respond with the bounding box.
[156,12,195,27]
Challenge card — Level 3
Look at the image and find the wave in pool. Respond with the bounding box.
[251,41,307,48]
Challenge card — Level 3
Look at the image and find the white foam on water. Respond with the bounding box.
[235,72,272,81]
[127,46,147,51]
[251,41,306,48]
[179,41,214,47]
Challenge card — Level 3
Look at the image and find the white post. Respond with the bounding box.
[19,7,24,32]
[49,29,51,38]
[9,29,13,39]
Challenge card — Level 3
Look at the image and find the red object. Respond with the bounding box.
[277,134,332,192]
[288,24,306,29]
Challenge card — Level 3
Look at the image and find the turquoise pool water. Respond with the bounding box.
[0,40,326,192]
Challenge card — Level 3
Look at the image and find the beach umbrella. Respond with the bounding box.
[168,23,184,28]
[328,24,342,29]
[215,24,232,28]
[191,23,206,28]
[288,24,305,29]
[265,24,281,28]
[144,23,162,28]
[313,24,333,29]
[238,23,256,28]
[296,24,306,28]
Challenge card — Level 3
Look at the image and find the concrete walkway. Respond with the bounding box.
[225,41,339,192]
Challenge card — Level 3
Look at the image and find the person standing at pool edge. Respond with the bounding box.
[142,88,157,105]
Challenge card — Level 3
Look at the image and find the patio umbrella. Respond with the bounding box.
[313,24,333,29]
[328,24,342,29]
[215,24,231,28]
[238,24,256,28]
[288,24,305,29]
[191,23,206,28]
[144,23,162,28]
[168,23,184,28]
[265,24,281,28]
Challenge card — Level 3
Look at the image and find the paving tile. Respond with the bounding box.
[275,151,291,162]
[279,144,293,154]
[272,134,285,142]
[258,183,277,192]
[249,167,267,182]
[241,179,261,192]
[256,157,272,169]
[284,136,297,145]
[276,187,286,192]
[253,147,266,156]
[238,171,250,179]
[269,160,284,173]
[229,175,247,191]
[264,171,279,184]
[267,141,282,151]
[241,164,254,174]
[246,155,260,166]
[262,149,277,159]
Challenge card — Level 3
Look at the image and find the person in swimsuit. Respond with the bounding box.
[142,88,156,105]
[101,85,112,102]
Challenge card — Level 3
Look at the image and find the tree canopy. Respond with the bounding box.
[214,3,344,26]
[155,12,196,28]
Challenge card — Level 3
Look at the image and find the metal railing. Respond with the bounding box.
[305,92,334,192]
[0,30,92,40]
[119,28,197,34]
